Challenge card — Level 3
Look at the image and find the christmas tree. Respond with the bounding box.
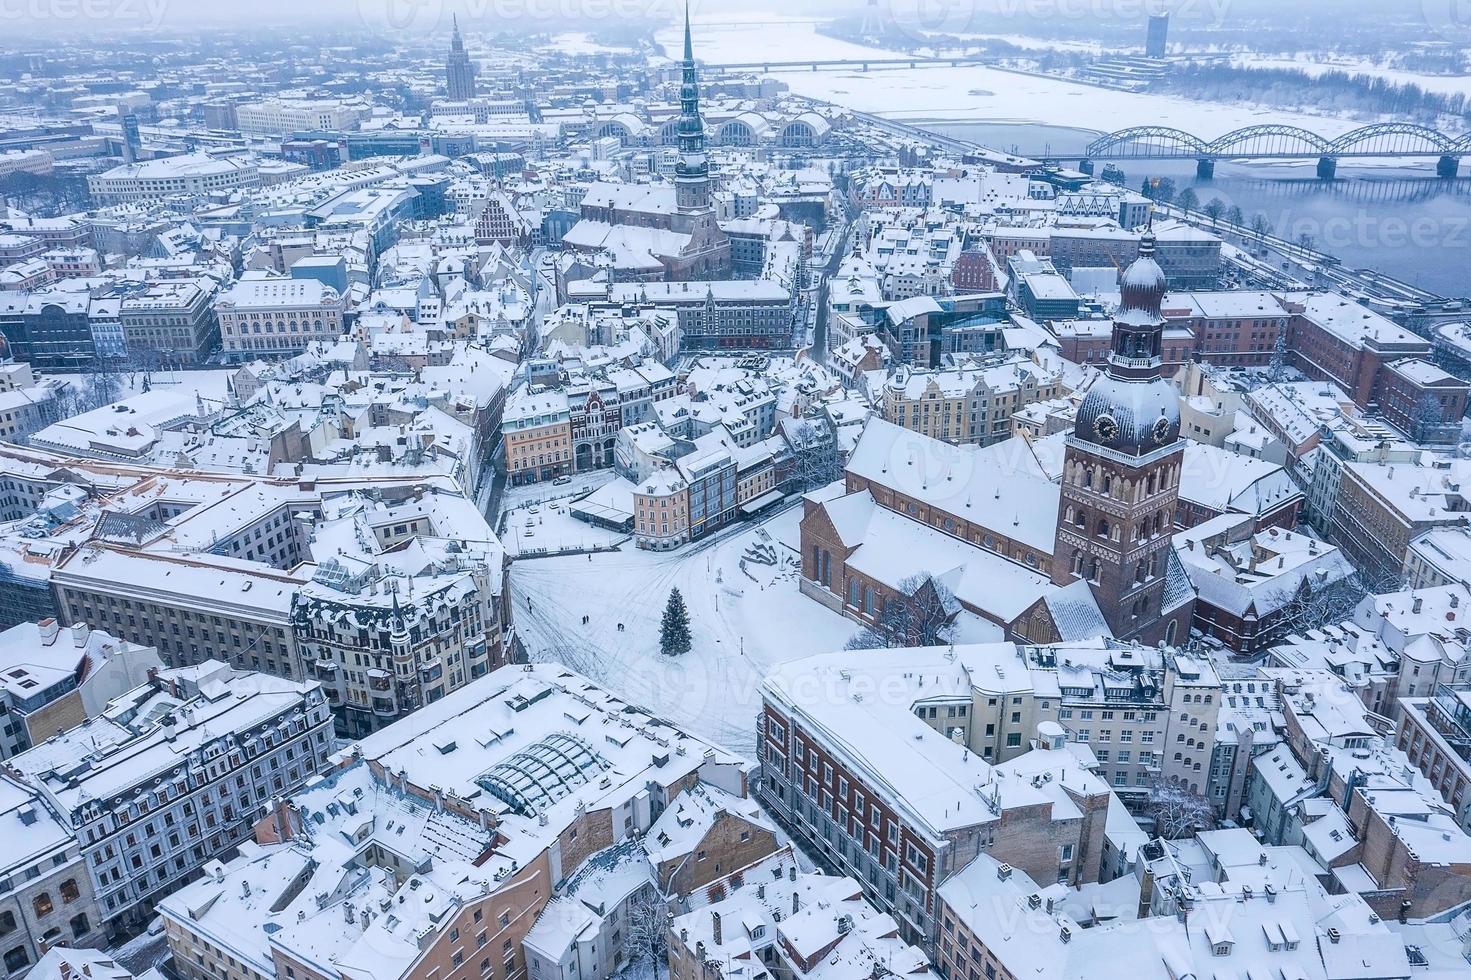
[660,587,692,656]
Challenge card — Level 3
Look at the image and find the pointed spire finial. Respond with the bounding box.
[683,0,693,64]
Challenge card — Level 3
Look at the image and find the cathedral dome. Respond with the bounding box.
[1073,373,1181,457]
[1118,230,1166,323]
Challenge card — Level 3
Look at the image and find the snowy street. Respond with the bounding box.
[510,505,855,758]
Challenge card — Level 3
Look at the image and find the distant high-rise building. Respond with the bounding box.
[1145,12,1169,58]
[120,112,140,164]
[446,15,476,100]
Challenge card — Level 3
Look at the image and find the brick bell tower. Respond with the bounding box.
[1052,231,1186,644]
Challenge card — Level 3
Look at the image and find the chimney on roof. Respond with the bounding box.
[711,911,722,945]
[71,623,90,648]
[38,618,59,645]
[1413,597,1423,614]
[793,890,800,915]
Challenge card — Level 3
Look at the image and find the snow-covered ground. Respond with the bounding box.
[510,505,856,758]
[1235,55,1471,99]
[110,927,170,976]
[540,31,637,56]
[42,368,239,403]
[769,62,1370,137]
[501,498,627,557]
[653,20,887,65]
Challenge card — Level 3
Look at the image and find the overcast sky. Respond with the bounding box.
[0,0,1425,38]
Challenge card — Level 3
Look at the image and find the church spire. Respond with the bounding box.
[683,0,693,63]
[674,0,710,214]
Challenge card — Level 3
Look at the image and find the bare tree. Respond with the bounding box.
[84,364,123,410]
[621,888,670,980]
[843,626,889,651]
[1201,198,1225,226]
[1267,572,1368,642]
[1147,778,1216,839]
[1268,331,1289,383]
[878,573,958,648]
[1410,391,1453,443]
[1249,213,1274,245]
[789,417,842,492]
[47,383,90,424]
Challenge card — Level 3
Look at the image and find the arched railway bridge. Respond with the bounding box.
[1081,123,1471,179]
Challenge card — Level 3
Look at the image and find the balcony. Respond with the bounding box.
[367,668,392,693]
[1430,685,1471,762]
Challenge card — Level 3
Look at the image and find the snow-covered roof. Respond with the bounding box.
[335,663,747,869]
[1178,442,1301,519]
[763,646,1112,837]
[846,417,1059,555]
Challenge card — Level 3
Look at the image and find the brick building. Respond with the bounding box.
[1376,357,1469,444]
[1282,292,1435,407]
[1051,231,1194,646]
[1396,685,1471,833]
[758,649,1116,950]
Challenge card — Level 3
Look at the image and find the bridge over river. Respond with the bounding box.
[1082,123,1471,179]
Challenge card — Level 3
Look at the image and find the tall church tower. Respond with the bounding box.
[674,2,711,215]
[446,16,477,101]
[1052,232,1187,644]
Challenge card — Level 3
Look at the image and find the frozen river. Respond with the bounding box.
[656,18,1471,297]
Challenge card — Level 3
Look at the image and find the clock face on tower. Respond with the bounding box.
[1152,416,1173,444]
[1094,414,1119,443]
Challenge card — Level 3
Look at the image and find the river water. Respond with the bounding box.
[932,121,1471,299]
